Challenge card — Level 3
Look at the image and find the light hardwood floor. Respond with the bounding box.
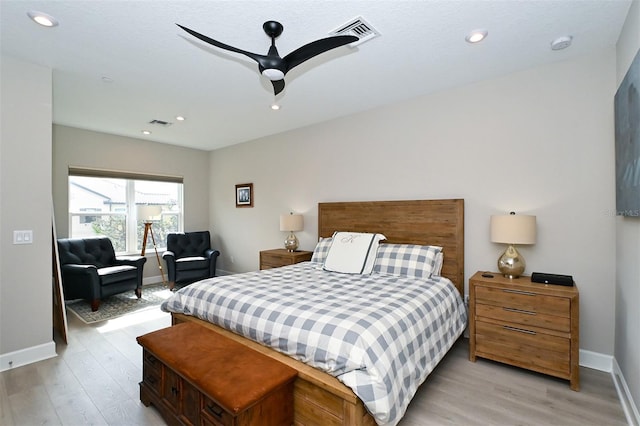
[1,306,628,426]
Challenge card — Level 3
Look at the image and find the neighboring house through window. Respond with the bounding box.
[68,167,183,254]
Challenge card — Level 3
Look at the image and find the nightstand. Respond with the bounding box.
[259,249,313,270]
[469,271,580,390]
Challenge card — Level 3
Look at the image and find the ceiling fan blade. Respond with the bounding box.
[283,35,358,72]
[271,79,285,95]
[177,24,270,66]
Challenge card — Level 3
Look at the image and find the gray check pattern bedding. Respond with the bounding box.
[161,262,467,426]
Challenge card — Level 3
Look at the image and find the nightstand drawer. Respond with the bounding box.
[476,286,570,317]
[475,303,570,332]
[259,249,313,270]
[475,320,570,375]
[261,252,292,268]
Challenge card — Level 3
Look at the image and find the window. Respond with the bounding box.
[68,169,183,254]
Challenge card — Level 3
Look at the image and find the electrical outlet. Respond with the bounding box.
[230,256,235,264]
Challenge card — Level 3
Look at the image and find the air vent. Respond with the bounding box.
[330,16,380,46]
[148,119,172,127]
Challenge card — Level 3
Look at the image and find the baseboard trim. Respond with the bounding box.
[0,341,57,372]
[612,358,640,426]
[578,350,638,425]
[579,348,613,372]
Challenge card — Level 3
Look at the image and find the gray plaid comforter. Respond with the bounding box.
[161,262,467,426]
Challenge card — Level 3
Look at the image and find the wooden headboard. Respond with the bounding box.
[318,199,465,295]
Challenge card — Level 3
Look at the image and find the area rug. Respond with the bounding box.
[65,283,183,324]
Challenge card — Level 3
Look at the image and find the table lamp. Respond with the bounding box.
[280,212,303,252]
[490,212,536,278]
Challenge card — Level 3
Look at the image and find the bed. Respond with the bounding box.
[163,199,466,426]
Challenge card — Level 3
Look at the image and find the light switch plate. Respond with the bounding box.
[13,230,33,244]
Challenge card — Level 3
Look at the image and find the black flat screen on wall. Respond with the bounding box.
[614,48,640,217]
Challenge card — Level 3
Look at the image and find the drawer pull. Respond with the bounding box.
[207,403,224,417]
[503,307,536,315]
[171,386,179,396]
[503,325,536,335]
[503,289,536,296]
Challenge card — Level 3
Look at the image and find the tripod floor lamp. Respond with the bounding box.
[138,205,166,285]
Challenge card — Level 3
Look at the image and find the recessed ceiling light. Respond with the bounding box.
[465,29,488,43]
[27,11,59,27]
[176,116,186,121]
[551,36,573,51]
[271,104,280,111]
[142,130,151,135]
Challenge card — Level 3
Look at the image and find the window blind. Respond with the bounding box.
[68,166,183,184]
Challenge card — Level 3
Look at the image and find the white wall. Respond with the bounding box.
[615,0,640,418]
[52,125,211,280]
[0,56,56,368]
[210,49,617,356]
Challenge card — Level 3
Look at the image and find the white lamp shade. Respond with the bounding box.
[490,214,536,244]
[280,213,303,232]
[137,205,162,221]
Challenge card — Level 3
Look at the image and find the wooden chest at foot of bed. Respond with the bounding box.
[137,322,298,426]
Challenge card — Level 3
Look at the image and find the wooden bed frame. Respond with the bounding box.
[172,199,465,426]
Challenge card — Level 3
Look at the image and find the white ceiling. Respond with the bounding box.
[0,0,632,151]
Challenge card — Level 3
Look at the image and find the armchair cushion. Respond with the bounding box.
[176,256,209,271]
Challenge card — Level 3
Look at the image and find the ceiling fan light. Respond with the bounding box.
[262,68,285,81]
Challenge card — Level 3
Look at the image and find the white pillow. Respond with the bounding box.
[323,232,386,274]
[433,251,444,276]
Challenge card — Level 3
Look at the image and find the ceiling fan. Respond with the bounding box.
[177,21,359,95]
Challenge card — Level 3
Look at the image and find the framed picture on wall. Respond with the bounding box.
[614,49,640,217]
[235,183,253,208]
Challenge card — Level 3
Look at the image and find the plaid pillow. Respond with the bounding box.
[310,237,332,263]
[373,244,442,279]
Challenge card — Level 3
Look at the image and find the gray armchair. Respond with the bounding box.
[162,231,220,290]
[57,237,147,311]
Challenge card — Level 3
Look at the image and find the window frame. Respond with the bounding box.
[68,167,184,255]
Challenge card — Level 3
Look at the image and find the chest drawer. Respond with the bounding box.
[476,286,570,317]
[142,350,162,396]
[475,320,570,375]
[201,396,234,426]
[475,303,570,332]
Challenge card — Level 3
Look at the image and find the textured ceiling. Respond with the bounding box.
[0,0,632,151]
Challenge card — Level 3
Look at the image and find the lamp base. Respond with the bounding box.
[284,232,299,252]
[497,244,526,279]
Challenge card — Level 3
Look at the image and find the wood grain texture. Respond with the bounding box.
[172,313,367,426]
[260,249,313,270]
[318,199,464,295]
[469,271,580,391]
